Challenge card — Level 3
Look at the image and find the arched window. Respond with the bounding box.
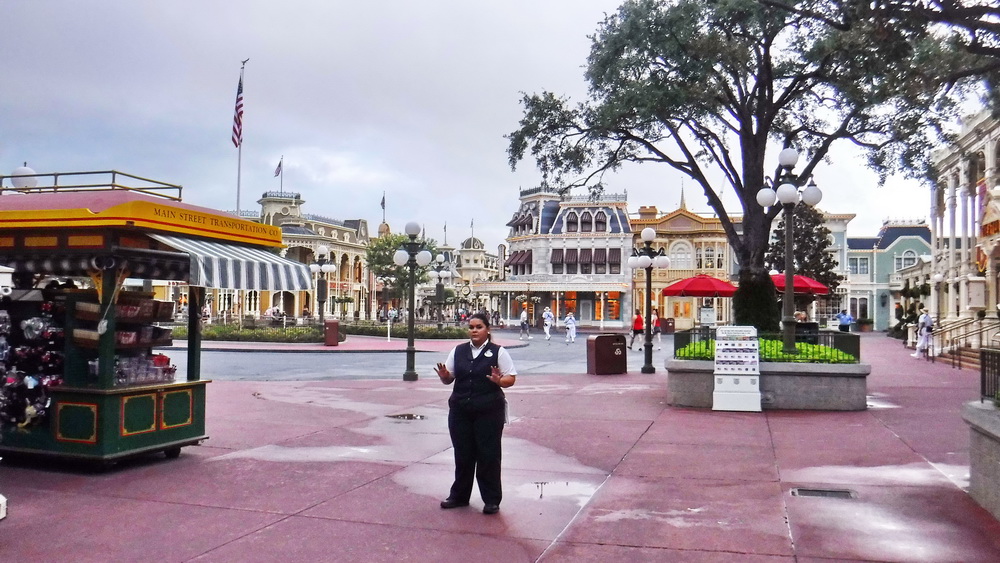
[595,211,607,232]
[580,211,593,232]
[566,212,579,233]
[695,247,704,269]
[894,249,918,271]
[669,241,693,269]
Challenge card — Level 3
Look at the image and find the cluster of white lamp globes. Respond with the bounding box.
[754,148,823,209]
[392,222,433,268]
[627,228,672,270]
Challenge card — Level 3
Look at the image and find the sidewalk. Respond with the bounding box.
[166,333,529,354]
[3,334,1000,561]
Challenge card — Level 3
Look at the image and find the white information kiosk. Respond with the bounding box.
[712,326,762,412]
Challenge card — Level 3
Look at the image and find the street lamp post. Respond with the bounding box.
[429,254,450,330]
[393,222,433,381]
[627,227,671,374]
[755,147,823,355]
[309,245,336,325]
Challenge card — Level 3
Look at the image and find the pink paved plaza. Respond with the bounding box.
[2,333,1000,561]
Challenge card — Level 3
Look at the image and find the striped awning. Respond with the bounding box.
[594,248,607,263]
[550,249,564,264]
[150,234,311,290]
[579,248,593,264]
[504,251,520,267]
[564,249,578,264]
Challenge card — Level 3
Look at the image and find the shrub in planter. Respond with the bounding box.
[674,338,857,364]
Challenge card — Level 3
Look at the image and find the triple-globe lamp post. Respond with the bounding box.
[627,227,671,374]
[428,254,450,330]
[309,245,336,325]
[393,222,433,381]
[755,147,823,355]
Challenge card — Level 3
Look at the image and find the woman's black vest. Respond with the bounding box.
[449,341,505,412]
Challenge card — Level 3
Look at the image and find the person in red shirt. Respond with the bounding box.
[629,309,644,350]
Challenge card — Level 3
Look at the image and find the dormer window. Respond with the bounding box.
[595,211,607,232]
[581,212,593,232]
[566,212,579,233]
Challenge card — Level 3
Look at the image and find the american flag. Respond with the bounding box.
[231,76,244,147]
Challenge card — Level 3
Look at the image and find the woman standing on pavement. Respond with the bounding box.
[434,312,517,515]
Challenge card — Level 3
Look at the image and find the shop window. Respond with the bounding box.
[705,248,716,269]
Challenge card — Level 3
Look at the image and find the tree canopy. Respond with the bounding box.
[365,233,439,305]
[765,203,842,295]
[507,0,982,329]
[759,0,1000,110]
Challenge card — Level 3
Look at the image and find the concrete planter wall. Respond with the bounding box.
[665,359,872,411]
[962,401,1000,520]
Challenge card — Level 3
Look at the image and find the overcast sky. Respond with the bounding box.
[0,1,946,253]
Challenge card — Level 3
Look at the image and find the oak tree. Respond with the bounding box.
[507,0,982,329]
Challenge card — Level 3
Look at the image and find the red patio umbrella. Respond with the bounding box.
[770,273,829,295]
[661,274,737,298]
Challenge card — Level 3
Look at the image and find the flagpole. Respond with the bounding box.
[280,155,284,192]
[234,58,249,214]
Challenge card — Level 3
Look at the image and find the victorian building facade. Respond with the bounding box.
[473,186,634,328]
[629,202,737,331]
[926,109,999,324]
[847,220,931,331]
[242,190,374,320]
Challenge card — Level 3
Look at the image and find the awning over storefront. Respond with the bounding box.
[550,249,564,264]
[150,234,311,291]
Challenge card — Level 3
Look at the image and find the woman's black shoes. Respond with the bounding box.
[440,498,469,509]
[483,503,500,514]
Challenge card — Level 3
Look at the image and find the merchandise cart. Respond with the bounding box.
[0,171,311,464]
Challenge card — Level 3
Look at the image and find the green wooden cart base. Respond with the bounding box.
[0,380,209,463]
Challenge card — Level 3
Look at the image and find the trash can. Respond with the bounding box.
[586,334,628,375]
[324,319,340,346]
[664,318,676,334]
[794,322,819,345]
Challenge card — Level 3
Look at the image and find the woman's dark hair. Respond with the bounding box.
[469,312,491,328]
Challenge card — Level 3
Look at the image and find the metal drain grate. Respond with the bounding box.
[791,488,856,499]
[386,413,426,420]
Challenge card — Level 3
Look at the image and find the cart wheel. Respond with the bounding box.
[164,447,182,459]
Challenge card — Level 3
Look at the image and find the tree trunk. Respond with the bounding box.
[733,266,780,331]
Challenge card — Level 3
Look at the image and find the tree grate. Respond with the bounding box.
[791,488,856,499]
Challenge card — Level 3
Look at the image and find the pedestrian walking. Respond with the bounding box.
[911,308,934,358]
[628,309,644,350]
[542,307,554,341]
[652,308,662,350]
[434,312,516,515]
[564,311,577,343]
[519,308,532,340]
